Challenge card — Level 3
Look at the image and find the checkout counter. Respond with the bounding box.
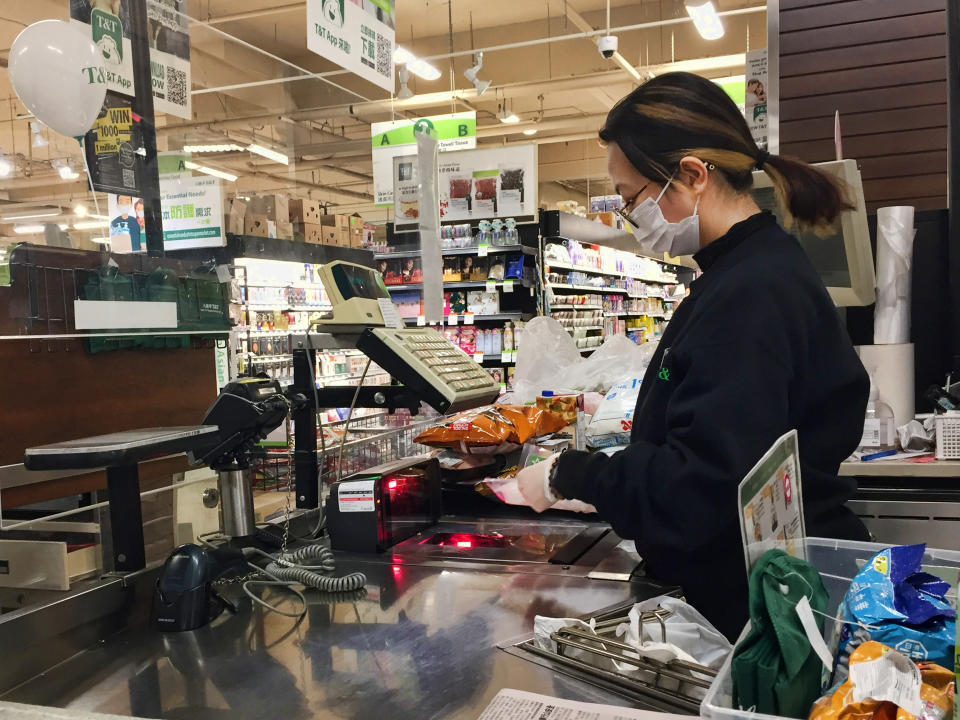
[0,262,685,720]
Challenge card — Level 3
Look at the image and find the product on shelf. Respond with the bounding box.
[466,290,499,315]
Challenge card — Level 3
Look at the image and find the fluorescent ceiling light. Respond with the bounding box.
[0,158,14,178]
[393,46,414,65]
[15,223,66,233]
[91,237,111,244]
[74,204,87,217]
[393,45,440,81]
[2,211,60,220]
[184,160,238,182]
[686,1,724,40]
[407,58,441,81]
[522,128,537,136]
[73,220,110,230]
[183,143,245,153]
[58,165,80,180]
[247,143,289,165]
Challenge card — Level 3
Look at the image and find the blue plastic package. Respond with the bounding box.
[833,544,956,684]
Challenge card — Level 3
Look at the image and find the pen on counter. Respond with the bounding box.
[860,449,898,462]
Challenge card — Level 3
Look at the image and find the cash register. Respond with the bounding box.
[311,260,500,414]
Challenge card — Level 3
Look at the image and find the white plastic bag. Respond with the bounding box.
[512,317,656,403]
[585,377,642,448]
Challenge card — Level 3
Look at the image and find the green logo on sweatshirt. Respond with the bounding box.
[658,366,671,381]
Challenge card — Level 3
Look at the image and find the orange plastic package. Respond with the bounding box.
[414,404,567,454]
[809,641,955,720]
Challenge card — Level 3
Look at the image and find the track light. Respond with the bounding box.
[686,1,724,40]
[463,52,491,96]
[397,65,414,100]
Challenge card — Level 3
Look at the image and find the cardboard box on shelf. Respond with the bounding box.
[587,211,617,227]
[289,198,324,224]
[246,193,289,222]
[275,221,294,240]
[348,213,363,229]
[295,222,324,244]
[224,197,246,235]
[244,215,276,238]
[321,214,351,230]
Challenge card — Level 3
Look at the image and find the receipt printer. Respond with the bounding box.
[325,456,440,553]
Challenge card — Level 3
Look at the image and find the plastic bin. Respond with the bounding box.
[700,537,960,720]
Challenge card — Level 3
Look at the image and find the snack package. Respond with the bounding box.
[414,404,567,453]
[810,641,955,720]
[585,378,641,448]
[834,545,956,684]
[536,392,582,425]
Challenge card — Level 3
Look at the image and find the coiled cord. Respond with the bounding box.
[242,545,367,617]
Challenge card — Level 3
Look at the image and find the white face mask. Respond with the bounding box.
[622,173,701,256]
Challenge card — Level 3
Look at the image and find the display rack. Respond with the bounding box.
[540,209,693,347]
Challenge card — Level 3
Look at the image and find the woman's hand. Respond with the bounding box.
[516,454,559,512]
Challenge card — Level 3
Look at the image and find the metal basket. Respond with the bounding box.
[934,411,960,460]
[252,410,437,496]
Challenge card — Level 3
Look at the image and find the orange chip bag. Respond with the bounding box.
[809,642,955,720]
[414,404,567,452]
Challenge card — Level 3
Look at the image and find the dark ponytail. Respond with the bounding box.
[598,72,852,231]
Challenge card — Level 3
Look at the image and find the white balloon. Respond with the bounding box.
[9,20,108,139]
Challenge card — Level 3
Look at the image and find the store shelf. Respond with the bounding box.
[605,311,668,318]
[547,283,628,294]
[375,244,536,260]
[403,312,527,325]
[239,328,300,337]
[545,260,676,285]
[243,303,331,312]
[563,325,604,332]
[243,283,328,290]
[387,278,531,291]
[550,304,602,310]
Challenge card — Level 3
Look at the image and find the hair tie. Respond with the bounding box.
[754,150,770,170]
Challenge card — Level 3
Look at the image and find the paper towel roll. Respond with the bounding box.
[856,343,915,427]
[873,206,915,344]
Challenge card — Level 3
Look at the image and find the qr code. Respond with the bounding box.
[376,34,391,78]
[166,66,187,107]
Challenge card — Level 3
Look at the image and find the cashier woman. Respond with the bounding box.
[518,72,870,641]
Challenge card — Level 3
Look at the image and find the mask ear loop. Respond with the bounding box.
[778,571,881,631]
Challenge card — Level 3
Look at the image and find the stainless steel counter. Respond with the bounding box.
[1,517,670,720]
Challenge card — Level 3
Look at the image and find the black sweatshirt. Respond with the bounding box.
[553,212,871,641]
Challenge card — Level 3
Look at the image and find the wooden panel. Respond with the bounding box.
[782,128,947,162]
[858,151,949,180]
[781,11,945,55]
[780,82,946,121]
[866,196,947,214]
[0,341,216,466]
[781,58,946,98]
[863,174,948,201]
[781,0,945,33]
[780,36,945,77]
[780,105,947,143]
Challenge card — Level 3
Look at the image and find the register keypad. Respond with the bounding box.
[371,329,498,394]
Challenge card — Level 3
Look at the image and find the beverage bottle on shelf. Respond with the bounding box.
[514,321,524,350]
[491,328,502,355]
[502,322,514,352]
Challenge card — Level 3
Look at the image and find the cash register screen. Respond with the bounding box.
[332,264,390,301]
[752,186,851,289]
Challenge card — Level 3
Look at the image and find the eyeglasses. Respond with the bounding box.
[615,181,652,227]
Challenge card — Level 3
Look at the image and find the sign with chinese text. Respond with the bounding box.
[158,153,225,250]
[746,48,769,151]
[306,0,395,93]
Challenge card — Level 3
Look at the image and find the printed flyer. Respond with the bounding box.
[148,0,192,119]
[70,0,136,97]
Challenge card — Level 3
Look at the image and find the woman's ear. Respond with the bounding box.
[677,155,710,194]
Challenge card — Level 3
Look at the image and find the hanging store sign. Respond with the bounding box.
[158,153,226,251]
[393,143,537,228]
[148,0,192,120]
[83,94,143,196]
[372,112,476,206]
[70,1,136,97]
[745,49,769,151]
[306,0,396,93]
